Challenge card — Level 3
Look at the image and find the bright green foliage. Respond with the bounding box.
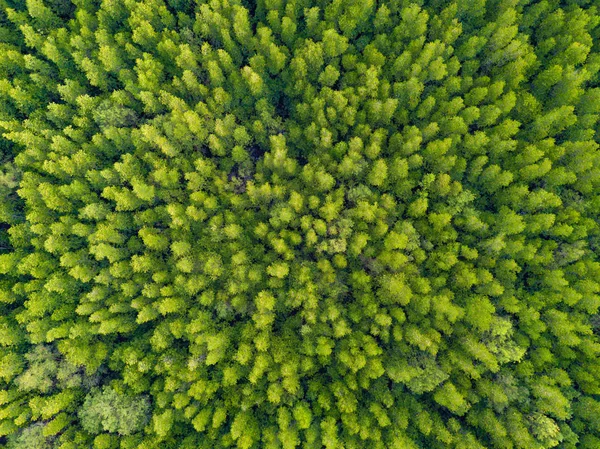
[1,0,600,448]
[79,387,150,435]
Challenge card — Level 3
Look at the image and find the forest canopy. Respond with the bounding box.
[1,0,600,448]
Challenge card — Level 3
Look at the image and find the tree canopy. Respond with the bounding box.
[1,0,600,448]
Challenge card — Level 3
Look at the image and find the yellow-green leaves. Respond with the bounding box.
[267,261,289,279]
[2,0,600,447]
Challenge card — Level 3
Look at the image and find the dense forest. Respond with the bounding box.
[1,0,600,447]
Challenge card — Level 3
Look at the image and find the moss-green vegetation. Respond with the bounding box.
[1,0,600,447]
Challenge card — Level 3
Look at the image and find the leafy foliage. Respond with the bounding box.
[0,0,600,448]
[79,387,151,436]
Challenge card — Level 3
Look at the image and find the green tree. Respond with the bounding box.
[79,387,151,436]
